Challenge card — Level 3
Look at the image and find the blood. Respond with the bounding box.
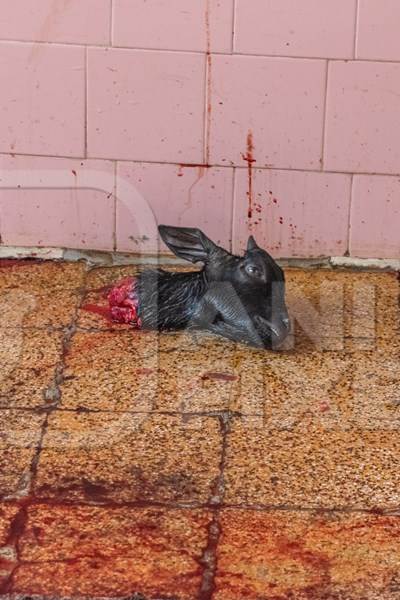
[0,259,41,268]
[81,303,114,324]
[87,285,113,297]
[136,368,154,376]
[5,506,28,547]
[107,277,142,327]
[202,372,237,382]
[81,480,110,501]
[241,131,256,220]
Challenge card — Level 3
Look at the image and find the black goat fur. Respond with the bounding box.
[132,225,290,349]
[137,268,207,330]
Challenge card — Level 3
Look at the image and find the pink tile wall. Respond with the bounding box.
[0,1,111,45]
[87,48,205,163]
[324,61,400,174]
[233,170,351,258]
[0,42,85,157]
[113,0,234,53]
[116,163,233,253]
[350,176,400,258]
[0,156,115,250]
[208,55,326,170]
[234,0,357,59]
[0,1,398,259]
[357,0,400,61]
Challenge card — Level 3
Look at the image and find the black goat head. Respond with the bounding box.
[158,225,290,349]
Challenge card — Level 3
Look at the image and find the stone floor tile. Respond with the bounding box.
[286,269,399,343]
[214,509,400,600]
[0,503,19,541]
[59,330,159,411]
[0,411,45,498]
[0,259,399,599]
[0,261,85,329]
[262,346,400,430]
[85,265,142,288]
[85,263,195,289]
[14,504,210,599]
[59,328,266,414]
[224,419,400,510]
[0,328,63,408]
[0,288,81,329]
[0,260,86,293]
[0,503,20,587]
[35,412,222,504]
[148,334,241,413]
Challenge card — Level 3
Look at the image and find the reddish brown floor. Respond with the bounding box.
[0,259,399,599]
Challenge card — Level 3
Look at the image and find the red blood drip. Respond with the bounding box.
[81,304,114,324]
[202,372,238,382]
[241,131,256,220]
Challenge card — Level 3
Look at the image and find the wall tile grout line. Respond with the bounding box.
[3,152,400,179]
[231,0,237,54]
[84,46,88,159]
[202,54,210,165]
[0,408,53,596]
[353,0,360,59]
[320,60,330,172]
[112,160,117,251]
[198,413,230,600]
[1,398,394,417]
[0,501,28,593]
[109,0,114,47]
[204,0,212,166]
[347,174,355,256]
[2,37,400,65]
[0,497,398,515]
[230,168,236,254]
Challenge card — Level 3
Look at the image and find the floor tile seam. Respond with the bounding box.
[2,497,398,515]
[198,414,232,600]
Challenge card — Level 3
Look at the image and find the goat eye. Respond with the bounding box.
[245,264,260,276]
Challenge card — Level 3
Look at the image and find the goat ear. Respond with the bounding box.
[158,225,218,263]
[247,235,260,252]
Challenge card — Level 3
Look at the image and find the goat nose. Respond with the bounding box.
[273,319,290,339]
[258,317,290,345]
